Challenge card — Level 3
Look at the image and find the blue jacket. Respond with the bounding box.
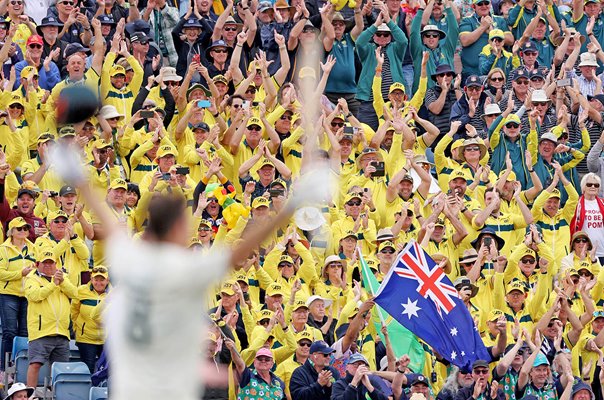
[331,372,390,400]
[290,359,341,400]
[14,60,61,91]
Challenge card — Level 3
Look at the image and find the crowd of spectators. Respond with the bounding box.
[0,0,602,398]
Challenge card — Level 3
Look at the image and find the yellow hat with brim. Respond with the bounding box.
[257,309,273,322]
[220,280,237,296]
[498,169,517,182]
[91,265,109,279]
[505,114,521,125]
[488,309,504,321]
[8,217,30,232]
[344,192,363,204]
[246,117,264,130]
[448,168,470,183]
[389,82,406,94]
[278,254,294,265]
[8,94,24,107]
[252,197,270,209]
[258,158,274,170]
[293,299,309,311]
[378,241,395,252]
[109,178,128,191]
[451,139,465,151]
[48,210,68,221]
[21,66,38,79]
[506,280,527,294]
[38,250,58,263]
[339,230,358,242]
[296,330,313,342]
[94,139,113,149]
[110,65,126,77]
[233,271,248,282]
[521,248,536,259]
[188,237,202,247]
[266,282,286,297]
[489,29,505,40]
[59,125,76,137]
[37,132,55,144]
[567,267,579,277]
[547,189,561,199]
[156,145,178,159]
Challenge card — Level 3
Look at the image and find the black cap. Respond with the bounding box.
[309,340,335,354]
[183,17,203,29]
[130,31,151,44]
[588,94,604,107]
[411,375,429,386]
[465,75,482,88]
[98,14,116,25]
[521,41,538,53]
[64,43,90,59]
[59,185,77,196]
[529,69,544,80]
[472,360,489,370]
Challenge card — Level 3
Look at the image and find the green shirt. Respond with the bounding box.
[459,13,510,76]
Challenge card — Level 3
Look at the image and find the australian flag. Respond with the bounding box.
[374,240,491,371]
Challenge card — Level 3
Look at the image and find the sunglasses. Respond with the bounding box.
[8,104,23,109]
[505,123,520,128]
[198,226,212,231]
[208,198,218,203]
[59,0,73,4]
[248,125,262,132]
[380,249,395,254]
[232,104,242,109]
[302,27,316,33]
[515,79,530,85]
[579,270,593,277]
[346,200,361,206]
[10,0,23,3]
[278,263,294,268]
[586,183,601,188]
[476,1,489,5]
[424,33,440,39]
[490,77,504,82]
[329,263,343,268]
[245,88,257,94]
[299,341,312,347]
[212,49,228,54]
[375,32,391,38]
[256,356,272,362]
[491,37,503,43]
[531,77,544,81]
[520,258,536,264]
[280,114,293,121]
[223,27,238,32]
[107,117,120,121]
[331,122,344,128]
[29,44,42,49]
[438,72,454,77]
[467,86,481,91]
[533,102,548,107]
[259,319,270,326]
[165,81,179,87]
[92,266,108,273]
[473,368,489,375]
[13,226,28,232]
[464,146,480,152]
[574,238,589,243]
[53,218,68,224]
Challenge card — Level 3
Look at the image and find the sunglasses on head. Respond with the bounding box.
[92,266,108,273]
[346,200,361,206]
[424,33,440,39]
[375,32,391,38]
[490,76,504,82]
[29,44,42,49]
[586,182,601,188]
[505,122,520,129]
[520,258,536,264]
[331,121,344,128]
[516,79,530,85]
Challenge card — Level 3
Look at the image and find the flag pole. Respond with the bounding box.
[357,246,387,327]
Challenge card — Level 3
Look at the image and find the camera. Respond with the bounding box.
[161,173,171,181]
[140,110,154,119]
[175,167,190,175]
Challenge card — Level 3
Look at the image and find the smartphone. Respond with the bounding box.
[192,54,200,64]
[242,100,250,109]
[161,173,171,181]
[269,189,284,197]
[556,78,571,87]
[343,126,354,134]
[79,6,86,14]
[175,166,190,175]
[483,237,492,247]
[371,161,385,177]
[197,100,211,108]
[140,110,154,119]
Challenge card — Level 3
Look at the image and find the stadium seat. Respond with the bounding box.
[89,387,108,400]
[52,362,92,400]
[11,337,50,386]
[11,336,28,361]
[68,341,81,362]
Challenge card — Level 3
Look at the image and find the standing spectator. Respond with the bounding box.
[571,173,604,264]
[142,0,180,67]
[49,0,92,46]
[24,249,77,387]
[587,129,604,197]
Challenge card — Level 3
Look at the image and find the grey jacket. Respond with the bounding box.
[587,138,604,197]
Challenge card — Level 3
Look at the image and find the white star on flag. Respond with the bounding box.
[451,351,457,360]
[401,298,421,319]
[450,327,458,336]
[461,351,466,356]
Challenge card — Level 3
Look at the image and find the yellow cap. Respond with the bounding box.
[252,197,270,209]
[37,248,57,263]
[489,29,505,40]
[505,114,521,125]
[156,145,178,159]
[94,139,113,149]
[378,241,395,252]
[8,217,30,231]
[233,271,248,282]
[109,178,128,191]
[278,255,294,265]
[91,265,109,278]
[21,66,38,79]
[220,280,237,296]
[506,280,527,294]
[37,132,55,144]
[246,117,264,129]
[292,299,309,311]
[48,210,68,221]
[498,169,517,182]
[339,230,358,242]
[266,282,286,297]
[257,309,273,321]
[8,94,24,107]
[344,192,363,204]
[389,82,406,94]
[488,309,504,321]
[448,168,470,183]
[295,330,313,342]
[110,65,126,77]
[548,189,561,199]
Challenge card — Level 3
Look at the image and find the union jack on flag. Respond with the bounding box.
[374,240,491,371]
[394,241,459,314]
